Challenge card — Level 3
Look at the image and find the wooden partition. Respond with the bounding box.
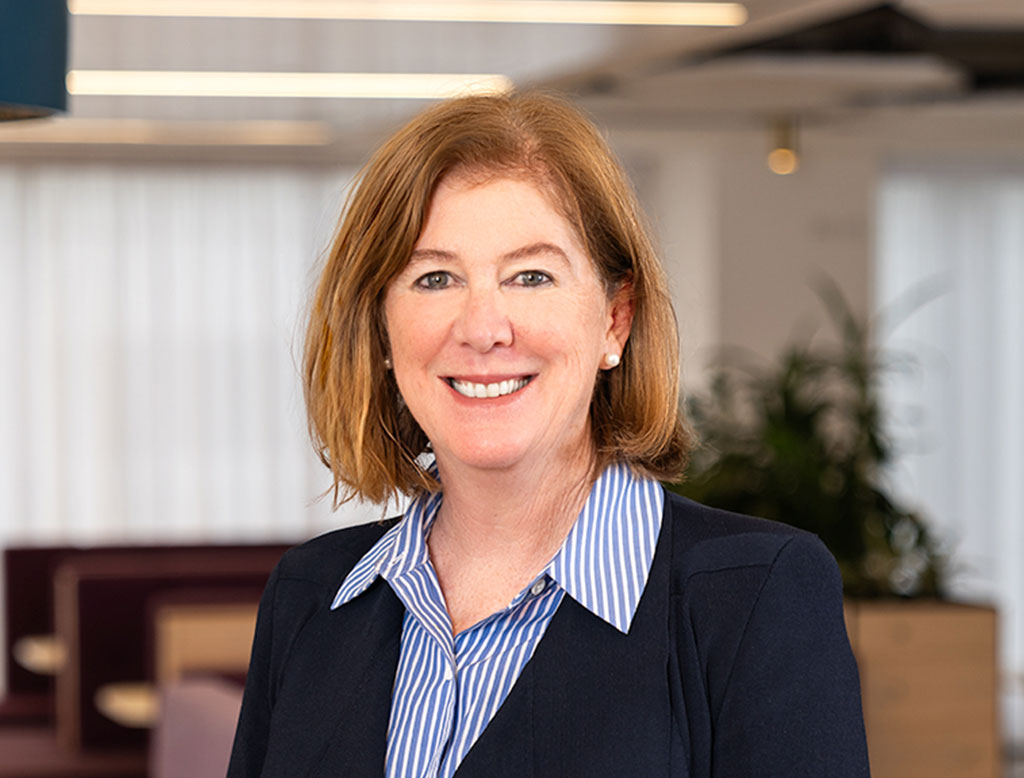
[846,600,1000,778]
[148,589,261,685]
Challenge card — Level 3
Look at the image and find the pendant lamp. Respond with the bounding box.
[0,0,69,120]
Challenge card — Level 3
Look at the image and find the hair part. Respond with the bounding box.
[303,90,694,508]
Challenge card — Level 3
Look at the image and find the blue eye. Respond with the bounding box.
[514,270,552,287]
[416,271,451,289]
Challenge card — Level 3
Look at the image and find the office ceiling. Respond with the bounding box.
[548,0,1024,130]
[2,0,1022,155]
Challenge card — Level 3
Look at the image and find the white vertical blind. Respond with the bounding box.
[877,160,1024,747]
[0,160,397,548]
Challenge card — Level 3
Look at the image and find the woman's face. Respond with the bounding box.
[383,174,632,478]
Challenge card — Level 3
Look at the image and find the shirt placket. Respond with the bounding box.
[425,648,458,778]
[436,574,553,778]
[387,561,460,778]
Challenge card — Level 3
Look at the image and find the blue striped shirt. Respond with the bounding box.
[331,461,664,778]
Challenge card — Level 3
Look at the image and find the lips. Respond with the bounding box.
[446,376,534,399]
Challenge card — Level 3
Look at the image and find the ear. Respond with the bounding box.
[604,280,635,358]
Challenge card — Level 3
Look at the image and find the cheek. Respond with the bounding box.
[385,295,450,368]
[565,289,612,349]
[514,295,608,364]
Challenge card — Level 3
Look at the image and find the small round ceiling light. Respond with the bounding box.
[767,117,799,176]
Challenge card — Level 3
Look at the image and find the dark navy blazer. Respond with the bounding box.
[227,491,871,777]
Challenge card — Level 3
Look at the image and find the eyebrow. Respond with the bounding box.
[407,248,457,264]
[407,242,570,266]
[501,242,570,265]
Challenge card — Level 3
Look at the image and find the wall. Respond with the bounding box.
[716,130,875,358]
[613,125,877,389]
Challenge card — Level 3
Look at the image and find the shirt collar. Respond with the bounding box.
[330,488,441,609]
[331,461,664,634]
[546,461,664,633]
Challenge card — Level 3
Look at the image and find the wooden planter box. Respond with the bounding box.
[844,600,1000,778]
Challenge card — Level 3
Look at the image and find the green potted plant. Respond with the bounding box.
[670,280,944,598]
[670,281,1001,778]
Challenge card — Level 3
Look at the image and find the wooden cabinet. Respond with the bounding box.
[845,601,1000,778]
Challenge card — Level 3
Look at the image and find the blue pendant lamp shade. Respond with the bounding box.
[0,0,69,120]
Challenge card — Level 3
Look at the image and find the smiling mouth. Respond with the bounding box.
[446,376,534,399]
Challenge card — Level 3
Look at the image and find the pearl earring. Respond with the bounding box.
[604,353,620,368]
[384,356,392,370]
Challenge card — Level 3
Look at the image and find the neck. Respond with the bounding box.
[428,446,596,568]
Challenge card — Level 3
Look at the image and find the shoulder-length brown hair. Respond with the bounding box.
[304,90,693,507]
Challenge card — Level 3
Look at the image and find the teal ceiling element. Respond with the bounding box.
[0,0,68,120]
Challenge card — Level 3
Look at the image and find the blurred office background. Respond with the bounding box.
[1,0,1022,776]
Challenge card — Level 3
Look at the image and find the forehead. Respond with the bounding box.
[413,172,583,254]
[437,167,569,215]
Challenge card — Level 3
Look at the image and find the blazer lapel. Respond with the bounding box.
[261,578,404,778]
[455,497,675,778]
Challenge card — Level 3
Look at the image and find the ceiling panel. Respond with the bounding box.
[2,0,1022,153]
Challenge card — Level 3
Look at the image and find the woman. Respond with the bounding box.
[227,91,869,778]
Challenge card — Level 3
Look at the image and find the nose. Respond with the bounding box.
[452,286,513,352]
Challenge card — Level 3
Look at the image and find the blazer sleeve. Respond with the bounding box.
[711,534,871,778]
[226,563,280,778]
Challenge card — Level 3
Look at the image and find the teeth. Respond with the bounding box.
[451,377,529,399]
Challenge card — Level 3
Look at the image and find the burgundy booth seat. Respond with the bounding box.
[0,544,287,778]
[1,543,288,728]
[52,550,284,753]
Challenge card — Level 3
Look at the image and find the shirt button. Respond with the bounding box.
[443,665,453,682]
[530,580,546,596]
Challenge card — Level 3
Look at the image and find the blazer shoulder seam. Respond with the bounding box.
[710,534,797,730]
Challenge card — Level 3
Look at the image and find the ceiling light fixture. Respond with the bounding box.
[68,0,747,27]
[767,117,799,175]
[0,118,332,145]
[66,70,513,99]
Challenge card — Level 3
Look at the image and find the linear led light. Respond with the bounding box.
[68,0,748,27]
[66,71,514,99]
[0,119,333,145]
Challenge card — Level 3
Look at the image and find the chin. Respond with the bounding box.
[435,439,534,473]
